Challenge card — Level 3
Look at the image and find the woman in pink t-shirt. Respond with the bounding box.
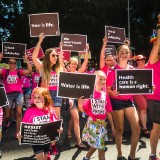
[147,15,160,160]
[78,70,115,160]
[32,33,64,155]
[0,56,32,137]
[106,44,140,160]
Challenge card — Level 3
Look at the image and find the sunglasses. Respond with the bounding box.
[51,54,59,58]
[9,62,16,65]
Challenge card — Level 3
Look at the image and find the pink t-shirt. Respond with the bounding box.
[31,72,40,90]
[146,60,160,100]
[21,75,31,88]
[82,90,112,121]
[2,68,23,93]
[48,71,59,91]
[40,71,59,91]
[100,65,112,77]
[22,107,58,124]
[106,64,133,101]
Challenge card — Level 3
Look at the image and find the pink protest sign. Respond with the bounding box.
[55,47,71,62]
[26,47,44,66]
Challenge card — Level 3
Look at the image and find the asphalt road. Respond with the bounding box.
[1,106,159,160]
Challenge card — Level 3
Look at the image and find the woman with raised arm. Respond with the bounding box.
[100,37,116,76]
[147,14,160,160]
[32,33,64,156]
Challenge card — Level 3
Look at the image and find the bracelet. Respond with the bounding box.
[150,33,157,43]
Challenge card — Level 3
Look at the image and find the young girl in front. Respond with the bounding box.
[17,87,63,160]
[78,70,115,160]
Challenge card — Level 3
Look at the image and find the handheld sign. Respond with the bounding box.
[105,45,116,55]
[58,72,96,99]
[116,69,153,95]
[2,42,26,59]
[20,119,63,145]
[105,26,126,44]
[29,13,60,37]
[26,47,44,66]
[61,33,87,52]
[0,85,9,107]
[55,47,71,61]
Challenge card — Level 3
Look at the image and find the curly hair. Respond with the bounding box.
[30,87,53,112]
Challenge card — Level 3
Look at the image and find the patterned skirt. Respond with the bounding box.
[82,117,107,150]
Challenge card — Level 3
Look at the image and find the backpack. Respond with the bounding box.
[3,69,22,82]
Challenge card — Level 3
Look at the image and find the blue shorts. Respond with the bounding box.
[110,98,135,111]
[32,143,50,154]
[6,92,24,108]
[49,90,62,107]
[22,87,31,95]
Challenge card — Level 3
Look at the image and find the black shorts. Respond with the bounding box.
[110,98,135,111]
[66,99,78,110]
[148,100,160,124]
[32,143,50,154]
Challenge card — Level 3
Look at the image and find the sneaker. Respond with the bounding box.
[14,132,18,139]
[149,155,160,160]
[82,157,90,160]
[3,122,10,132]
[82,113,86,118]
[51,145,58,155]
[0,150,2,158]
[47,152,51,160]
[128,156,141,160]
[117,156,127,160]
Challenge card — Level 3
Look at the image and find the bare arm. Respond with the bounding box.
[32,33,45,72]
[59,42,67,72]
[107,112,115,137]
[78,96,85,112]
[22,54,32,75]
[78,44,89,73]
[100,37,107,69]
[149,14,160,64]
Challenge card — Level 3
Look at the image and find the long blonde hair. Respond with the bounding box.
[42,48,62,87]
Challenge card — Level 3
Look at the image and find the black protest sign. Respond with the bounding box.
[0,86,9,107]
[105,45,116,55]
[61,34,87,52]
[20,120,62,145]
[2,42,26,59]
[116,69,153,95]
[58,72,96,99]
[29,13,60,37]
[105,26,126,44]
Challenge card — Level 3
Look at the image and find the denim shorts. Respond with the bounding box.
[49,90,62,107]
[110,98,135,111]
[32,143,50,154]
[22,87,31,95]
[6,92,24,108]
[66,99,78,110]
[148,100,160,124]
